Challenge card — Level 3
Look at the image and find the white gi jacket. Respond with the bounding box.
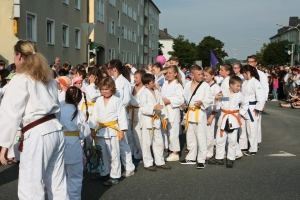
[60,104,90,164]
[183,81,213,123]
[115,74,132,107]
[206,82,221,117]
[139,88,169,129]
[220,76,230,95]
[128,86,145,122]
[216,92,248,130]
[161,80,184,123]
[256,68,269,101]
[0,74,62,148]
[89,95,128,138]
[241,77,265,120]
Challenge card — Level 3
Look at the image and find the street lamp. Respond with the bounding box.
[276,23,300,62]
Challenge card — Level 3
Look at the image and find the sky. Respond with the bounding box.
[153,0,300,61]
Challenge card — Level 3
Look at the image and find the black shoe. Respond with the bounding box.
[196,163,206,169]
[226,159,234,168]
[179,159,196,165]
[208,158,224,165]
[243,151,256,156]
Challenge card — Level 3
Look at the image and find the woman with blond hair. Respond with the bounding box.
[0,40,68,199]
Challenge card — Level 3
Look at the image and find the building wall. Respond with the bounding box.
[147,0,159,65]
[159,39,173,61]
[0,0,87,66]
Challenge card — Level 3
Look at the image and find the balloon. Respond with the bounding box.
[156,55,166,65]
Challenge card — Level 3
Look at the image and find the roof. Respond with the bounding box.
[159,29,173,40]
[150,0,161,13]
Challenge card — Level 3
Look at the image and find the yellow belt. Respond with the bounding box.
[185,107,200,131]
[64,131,79,137]
[81,101,95,112]
[151,114,168,137]
[94,120,120,143]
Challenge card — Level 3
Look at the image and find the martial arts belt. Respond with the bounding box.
[81,101,95,114]
[247,101,257,122]
[94,120,120,143]
[19,114,56,152]
[220,110,242,137]
[151,114,168,137]
[184,106,200,131]
[126,105,140,130]
[64,131,79,137]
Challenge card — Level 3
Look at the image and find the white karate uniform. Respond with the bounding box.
[256,68,269,144]
[139,88,169,167]
[0,74,68,200]
[241,77,265,153]
[206,82,221,158]
[178,67,186,86]
[220,76,230,95]
[184,81,213,163]
[89,95,128,178]
[58,90,66,105]
[114,74,135,171]
[215,92,248,161]
[127,86,145,159]
[60,104,90,200]
[161,80,184,152]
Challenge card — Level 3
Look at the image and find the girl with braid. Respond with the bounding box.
[60,86,90,199]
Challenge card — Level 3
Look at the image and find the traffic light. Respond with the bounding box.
[88,39,100,59]
[294,44,300,55]
[284,45,292,55]
[90,49,96,59]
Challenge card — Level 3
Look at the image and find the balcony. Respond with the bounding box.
[144,27,148,36]
[144,45,148,54]
[144,9,148,18]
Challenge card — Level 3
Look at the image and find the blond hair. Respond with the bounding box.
[168,65,183,86]
[204,67,217,83]
[14,40,53,84]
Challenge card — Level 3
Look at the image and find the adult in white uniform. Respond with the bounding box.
[0,40,68,200]
[107,59,135,177]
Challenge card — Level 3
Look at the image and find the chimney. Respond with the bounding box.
[289,16,299,26]
[164,28,168,34]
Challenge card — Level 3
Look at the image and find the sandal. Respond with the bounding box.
[156,164,171,170]
[144,166,157,171]
[103,178,119,186]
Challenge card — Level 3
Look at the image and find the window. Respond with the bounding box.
[109,48,115,60]
[122,51,126,63]
[75,0,80,9]
[118,11,120,27]
[128,5,132,18]
[26,12,37,41]
[75,28,81,49]
[62,0,69,5]
[141,0,144,7]
[62,24,69,47]
[122,1,126,14]
[109,19,115,35]
[97,0,104,23]
[124,2,128,15]
[140,16,143,26]
[124,26,127,39]
[46,19,55,45]
[140,36,143,45]
[133,10,137,21]
[118,37,120,53]
[127,29,131,41]
[109,0,115,7]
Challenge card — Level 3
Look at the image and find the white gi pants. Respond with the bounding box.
[216,128,238,161]
[119,132,135,171]
[257,111,262,143]
[206,117,217,158]
[127,120,142,159]
[185,122,207,163]
[18,130,68,200]
[245,118,259,153]
[164,119,180,152]
[141,127,165,167]
[97,137,121,179]
[237,118,248,150]
[65,162,83,200]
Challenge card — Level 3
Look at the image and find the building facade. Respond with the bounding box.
[0,0,88,66]
[159,28,174,61]
[270,17,300,44]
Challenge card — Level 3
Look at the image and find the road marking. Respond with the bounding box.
[266,151,296,157]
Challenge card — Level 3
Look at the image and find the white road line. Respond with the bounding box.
[266,151,296,157]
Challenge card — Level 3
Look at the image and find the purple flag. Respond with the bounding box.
[210,51,219,69]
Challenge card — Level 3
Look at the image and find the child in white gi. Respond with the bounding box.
[210,76,248,168]
[179,65,212,169]
[127,69,146,164]
[60,86,90,199]
[140,74,171,171]
[240,65,265,156]
[203,67,221,161]
[90,77,128,186]
[161,65,184,162]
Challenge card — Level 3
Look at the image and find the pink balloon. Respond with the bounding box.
[156,55,166,65]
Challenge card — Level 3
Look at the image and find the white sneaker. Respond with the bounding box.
[165,153,179,162]
[121,170,135,177]
[236,154,243,160]
[271,99,278,101]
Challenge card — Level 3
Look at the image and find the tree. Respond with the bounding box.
[168,35,197,67]
[255,43,268,66]
[262,40,291,65]
[196,36,228,67]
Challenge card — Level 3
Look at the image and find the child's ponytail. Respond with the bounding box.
[65,86,82,121]
[82,92,89,122]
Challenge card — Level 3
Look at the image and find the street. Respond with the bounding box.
[1,102,300,200]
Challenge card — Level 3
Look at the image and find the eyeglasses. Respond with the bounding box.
[247,60,256,63]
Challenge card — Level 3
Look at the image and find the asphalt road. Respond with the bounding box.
[1,102,300,200]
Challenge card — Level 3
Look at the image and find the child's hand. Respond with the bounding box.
[89,75,97,84]
[154,83,160,90]
[253,109,259,117]
[215,91,223,100]
[207,115,214,125]
[90,129,96,138]
[194,100,203,108]
[181,103,187,110]
[154,103,163,111]
[0,147,8,165]
[118,131,125,141]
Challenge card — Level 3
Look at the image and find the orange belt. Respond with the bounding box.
[151,114,167,137]
[126,105,140,127]
[220,109,242,137]
[184,107,200,131]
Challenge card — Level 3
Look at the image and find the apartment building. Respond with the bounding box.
[90,0,160,67]
[0,0,88,66]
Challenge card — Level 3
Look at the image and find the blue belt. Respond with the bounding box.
[248,101,257,122]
